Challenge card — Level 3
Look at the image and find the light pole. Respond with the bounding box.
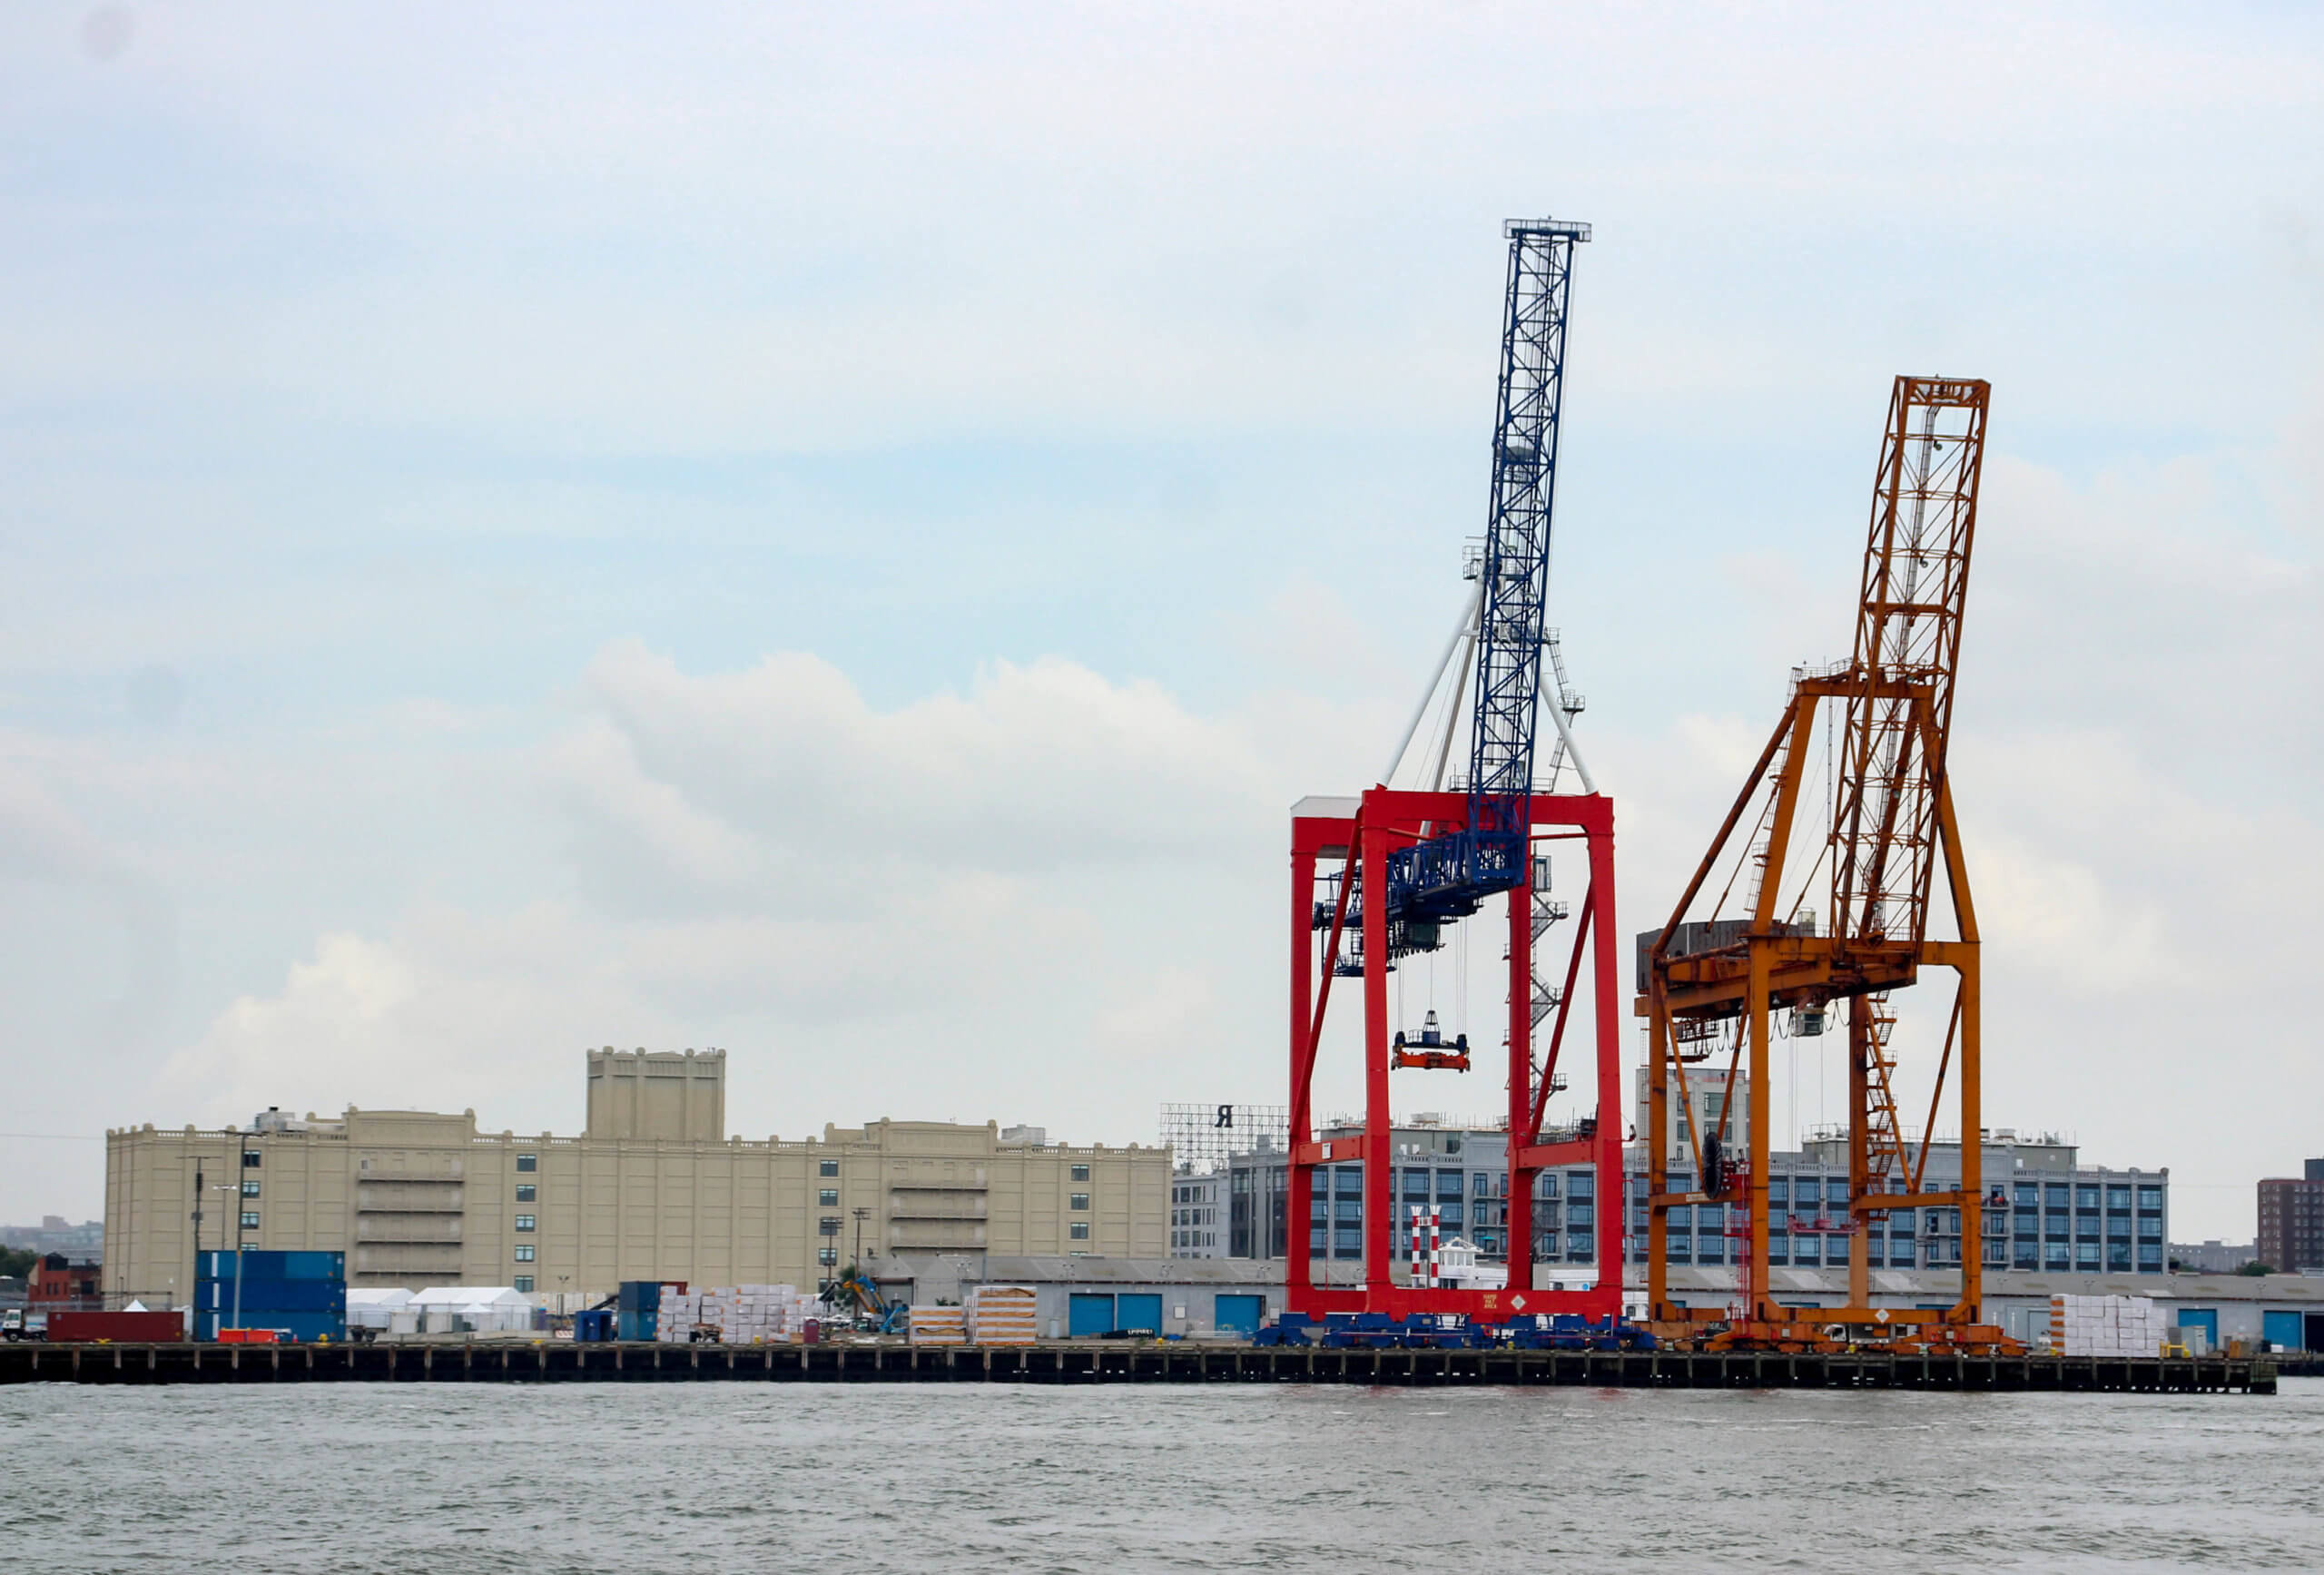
[202,1179,239,1339]
[230,1127,247,1336]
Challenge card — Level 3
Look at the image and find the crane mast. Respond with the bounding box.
[1384,220,1589,950]
[1641,376,1999,1346]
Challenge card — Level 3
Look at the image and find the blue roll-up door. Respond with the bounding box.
[2262,1311,2303,1351]
[2177,1308,2218,1349]
[1214,1294,1265,1334]
[1068,1294,1115,1337]
[1116,1294,1163,1334]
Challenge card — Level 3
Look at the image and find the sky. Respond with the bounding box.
[2,2,2318,1241]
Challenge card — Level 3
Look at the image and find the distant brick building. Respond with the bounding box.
[26,1254,101,1309]
[2257,1160,2324,1273]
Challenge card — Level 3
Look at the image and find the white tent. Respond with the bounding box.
[347,1287,415,1331]
[409,1285,536,1334]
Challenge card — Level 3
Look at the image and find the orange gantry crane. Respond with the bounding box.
[1640,375,2010,1350]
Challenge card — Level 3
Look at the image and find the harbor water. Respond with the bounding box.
[7,1378,2321,1571]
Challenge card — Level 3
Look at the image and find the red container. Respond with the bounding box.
[45,1311,186,1344]
[217,1327,280,1344]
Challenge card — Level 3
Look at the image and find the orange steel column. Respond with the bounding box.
[1746,946,1773,1321]
[1507,871,1534,1293]
[1647,985,1669,1317]
[1847,996,1872,1307]
[1957,950,1982,1321]
[1361,807,1392,1294]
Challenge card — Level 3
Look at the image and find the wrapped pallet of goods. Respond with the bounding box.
[2050,1293,2163,1357]
[909,1305,968,1346]
[966,1284,1039,1347]
[657,1289,705,1343]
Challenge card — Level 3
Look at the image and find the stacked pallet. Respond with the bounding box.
[663,1284,812,1344]
[714,1285,812,1344]
[966,1284,1039,1346]
[657,1286,703,1343]
[908,1305,967,1346]
[2050,1294,2165,1356]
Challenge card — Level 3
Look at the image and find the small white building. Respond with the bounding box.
[1433,1236,1509,1291]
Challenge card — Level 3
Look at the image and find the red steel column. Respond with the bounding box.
[1362,799,1393,1298]
[1587,806,1623,1318]
[1506,862,1534,1293]
[1288,841,1316,1298]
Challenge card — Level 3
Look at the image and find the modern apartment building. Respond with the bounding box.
[2257,1160,2324,1273]
[1168,1172,1225,1259]
[103,1049,1167,1304]
[1215,1107,2166,1281]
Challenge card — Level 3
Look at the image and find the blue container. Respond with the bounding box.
[615,1309,657,1343]
[617,1281,663,1313]
[574,1309,615,1343]
[197,1279,344,1314]
[197,1249,344,1283]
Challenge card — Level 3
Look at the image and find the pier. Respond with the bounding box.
[1,1342,2276,1393]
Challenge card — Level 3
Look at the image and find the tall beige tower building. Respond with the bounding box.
[104,1049,1167,1304]
[586,1047,724,1141]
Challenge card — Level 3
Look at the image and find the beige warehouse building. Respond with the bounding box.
[104,1048,1168,1304]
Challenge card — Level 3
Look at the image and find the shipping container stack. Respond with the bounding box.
[615,1280,664,1342]
[965,1285,1039,1346]
[907,1305,967,1346]
[2049,1293,2165,1357]
[195,1250,346,1343]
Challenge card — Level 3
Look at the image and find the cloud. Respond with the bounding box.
[161,644,1364,1139]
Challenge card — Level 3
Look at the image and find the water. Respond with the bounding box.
[7,1379,2322,1572]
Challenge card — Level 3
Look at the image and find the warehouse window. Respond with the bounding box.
[817,1246,838,1265]
[516,1155,537,1173]
[241,1179,261,1197]
[819,1216,841,1236]
[516,1184,536,1203]
[239,1211,260,1230]
[1069,1222,1090,1241]
[515,1245,535,1263]
[514,1275,534,1294]
[242,1150,261,1169]
[515,1215,536,1232]
[1070,1193,1089,1210]
[1071,1164,1090,1182]
[819,1188,839,1206]
[820,1159,839,1177]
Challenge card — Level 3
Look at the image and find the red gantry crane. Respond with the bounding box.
[1287,218,1625,1324]
[1641,376,2013,1352]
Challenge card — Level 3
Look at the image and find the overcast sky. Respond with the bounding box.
[3,3,2317,1240]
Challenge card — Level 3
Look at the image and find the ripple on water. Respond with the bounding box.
[4,1382,2321,1571]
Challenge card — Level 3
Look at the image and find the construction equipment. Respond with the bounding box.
[1288,217,1623,1324]
[1640,377,2004,1346]
[825,1265,907,1335]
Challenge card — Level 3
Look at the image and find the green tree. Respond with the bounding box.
[0,1245,36,1280]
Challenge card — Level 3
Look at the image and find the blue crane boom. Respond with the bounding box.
[1383,217,1590,953]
